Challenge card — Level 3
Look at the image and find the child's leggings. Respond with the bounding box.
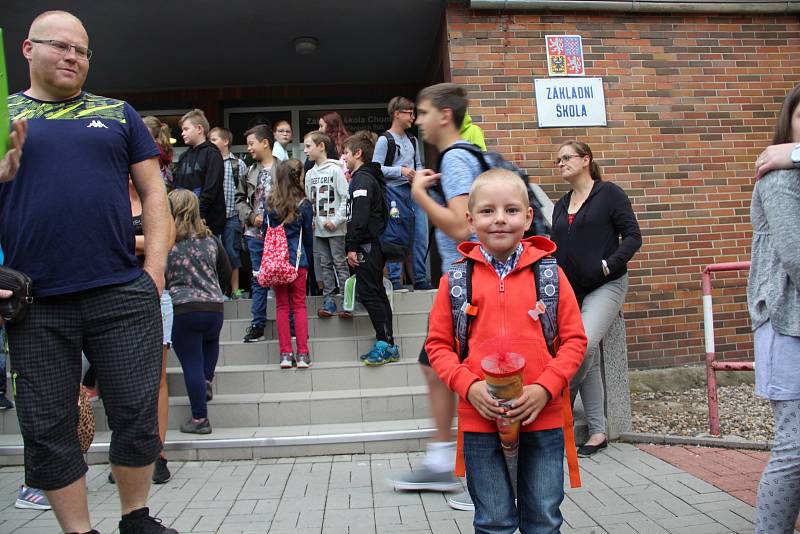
[273,268,309,354]
[172,310,223,419]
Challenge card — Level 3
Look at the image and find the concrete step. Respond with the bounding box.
[166,359,425,397]
[220,310,429,342]
[224,290,436,320]
[0,419,447,464]
[167,332,427,367]
[0,385,431,434]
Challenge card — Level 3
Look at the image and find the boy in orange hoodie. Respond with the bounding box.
[426,169,587,533]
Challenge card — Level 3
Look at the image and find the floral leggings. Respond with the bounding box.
[756,399,800,533]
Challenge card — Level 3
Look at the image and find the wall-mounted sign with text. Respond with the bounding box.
[534,77,607,128]
[546,35,585,76]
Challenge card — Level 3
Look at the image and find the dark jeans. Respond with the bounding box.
[171,310,224,419]
[464,429,565,534]
[245,236,267,328]
[355,243,393,344]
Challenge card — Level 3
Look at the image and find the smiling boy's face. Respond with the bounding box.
[467,176,532,262]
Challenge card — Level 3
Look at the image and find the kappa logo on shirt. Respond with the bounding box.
[86,120,108,129]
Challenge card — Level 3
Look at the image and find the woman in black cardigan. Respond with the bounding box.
[551,141,642,457]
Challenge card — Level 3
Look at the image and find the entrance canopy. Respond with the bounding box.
[2,1,446,94]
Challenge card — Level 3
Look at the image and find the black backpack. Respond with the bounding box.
[437,143,552,238]
[382,131,419,167]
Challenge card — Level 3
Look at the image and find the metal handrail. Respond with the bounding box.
[702,261,752,436]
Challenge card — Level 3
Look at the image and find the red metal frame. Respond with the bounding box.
[702,261,752,436]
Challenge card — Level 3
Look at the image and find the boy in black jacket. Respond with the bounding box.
[343,131,399,366]
[174,109,226,236]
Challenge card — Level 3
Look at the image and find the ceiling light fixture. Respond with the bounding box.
[293,37,319,56]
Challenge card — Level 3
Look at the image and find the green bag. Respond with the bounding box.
[0,29,9,159]
[342,274,357,312]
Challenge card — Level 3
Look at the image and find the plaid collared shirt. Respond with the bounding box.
[222,153,247,218]
[479,243,523,280]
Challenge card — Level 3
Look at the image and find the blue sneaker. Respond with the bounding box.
[15,485,51,510]
[317,299,337,318]
[384,344,400,363]
[363,341,400,366]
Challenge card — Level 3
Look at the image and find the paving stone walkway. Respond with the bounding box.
[0,443,770,533]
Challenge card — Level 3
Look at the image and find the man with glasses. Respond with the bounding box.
[0,10,175,534]
[372,96,431,290]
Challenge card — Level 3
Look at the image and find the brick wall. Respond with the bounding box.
[446,3,800,368]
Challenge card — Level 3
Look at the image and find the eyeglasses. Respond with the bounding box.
[275,129,292,134]
[30,38,92,60]
[399,110,416,118]
[554,154,582,166]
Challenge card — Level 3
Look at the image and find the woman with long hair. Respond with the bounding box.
[142,116,174,189]
[319,112,350,157]
[749,83,800,533]
[550,141,642,458]
[304,111,351,176]
[266,159,314,368]
[166,189,231,434]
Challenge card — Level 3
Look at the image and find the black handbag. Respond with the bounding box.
[0,266,33,322]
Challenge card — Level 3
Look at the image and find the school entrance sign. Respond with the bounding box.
[534,77,607,128]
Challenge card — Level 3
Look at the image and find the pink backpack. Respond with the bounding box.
[257,211,303,287]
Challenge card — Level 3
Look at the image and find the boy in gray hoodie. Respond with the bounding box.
[303,131,351,317]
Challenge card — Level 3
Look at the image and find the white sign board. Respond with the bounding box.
[534,77,607,128]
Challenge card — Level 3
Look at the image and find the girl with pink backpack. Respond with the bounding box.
[261,159,314,369]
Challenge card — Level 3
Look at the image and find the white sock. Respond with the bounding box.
[423,441,456,473]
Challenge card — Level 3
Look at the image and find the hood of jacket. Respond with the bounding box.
[460,111,473,134]
[457,235,557,268]
[353,162,385,185]
[310,158,343,174]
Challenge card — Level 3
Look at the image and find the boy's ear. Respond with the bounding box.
[440,107,454,126]
[466,210,476,235]
[524,206,534,231]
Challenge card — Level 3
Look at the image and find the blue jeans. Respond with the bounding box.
[464,429,564,534]
[245,236,267,328]
[387,200,429,284]
[222,215,243,269]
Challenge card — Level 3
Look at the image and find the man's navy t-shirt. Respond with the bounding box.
[0,92,159,297]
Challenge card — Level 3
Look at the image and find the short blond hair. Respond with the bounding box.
[468,168,530,212]
[179,109,210,136]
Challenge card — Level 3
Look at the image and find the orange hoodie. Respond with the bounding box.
[426,237,587,435]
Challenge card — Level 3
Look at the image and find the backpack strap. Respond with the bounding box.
[231,156,241,189]
[533,256,559,356]
[432,143,490,211]
[382,131,398,167]
[447,259,477,362]
[408,133,419,169]
[436,142,490,174]
[532,256,582,488]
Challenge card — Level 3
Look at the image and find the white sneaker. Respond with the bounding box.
[390,467,462,492]
[447,491,474,511]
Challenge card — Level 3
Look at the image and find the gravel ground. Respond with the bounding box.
[631,383,774,441]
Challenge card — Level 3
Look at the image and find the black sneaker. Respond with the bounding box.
[119,507,178,534]
[242,325,264,343]
[108,471,115,484]
[0,396,14,410]
[180,418,211,434]
[414,281,434,291]
[152,456,171,484]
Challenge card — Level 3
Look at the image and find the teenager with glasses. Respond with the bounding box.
[550,141,641,458]
[272,120,293,162]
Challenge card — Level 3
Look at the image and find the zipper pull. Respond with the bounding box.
[11,372,17,398]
